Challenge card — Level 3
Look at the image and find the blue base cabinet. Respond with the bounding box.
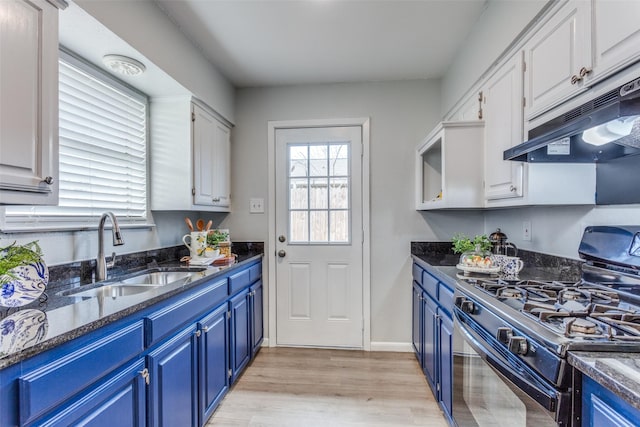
[0,258,263,427]
[199,304,230,423]
[147,324,199,427]
[230,289,251,383]
[32,358,147,427]
[411,261,454,423]
[250,280,264,356]
[582,375,640,427]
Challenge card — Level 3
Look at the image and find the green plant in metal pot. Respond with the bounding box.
[452,233,492,254]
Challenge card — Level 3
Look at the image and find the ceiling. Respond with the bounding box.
[154,0,489,88]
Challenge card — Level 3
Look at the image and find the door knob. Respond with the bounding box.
[278,250,286,258]
[278,235,286,242]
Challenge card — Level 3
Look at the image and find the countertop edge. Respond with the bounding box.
[0,253,264,370]
[568,351,640,413]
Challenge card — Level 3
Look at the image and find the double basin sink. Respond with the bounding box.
[57,267,207,300]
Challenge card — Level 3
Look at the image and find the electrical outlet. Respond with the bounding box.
[522,221,532,241]
[250,198,264,214]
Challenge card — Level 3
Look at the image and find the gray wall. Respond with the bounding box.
[441,0,548,116]
[221,80,481,344]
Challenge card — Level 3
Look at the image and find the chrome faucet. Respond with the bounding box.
[96,212,125,282]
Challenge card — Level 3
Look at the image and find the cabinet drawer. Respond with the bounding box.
[229,268,251,295]
[145,278,228,347]
[19,321,144,425]
[421,271,439,300]
[438,283,455,316]
[249,262,261,283]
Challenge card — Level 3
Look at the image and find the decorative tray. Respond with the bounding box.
[456,264,500,275]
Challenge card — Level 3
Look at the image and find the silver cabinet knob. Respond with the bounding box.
[509,185,517,192]
[43,176,54,185]
[278,250,286,258]
[278,235,286,243]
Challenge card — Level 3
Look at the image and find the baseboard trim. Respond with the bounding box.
[369,342,413,352]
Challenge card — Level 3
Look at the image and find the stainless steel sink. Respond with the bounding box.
[120,271,192,286]
[65,284,162,298]
[59,267,206,299]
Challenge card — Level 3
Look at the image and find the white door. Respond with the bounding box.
[275,126,363,348]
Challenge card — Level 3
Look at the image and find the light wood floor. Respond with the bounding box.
[206,347,449,426]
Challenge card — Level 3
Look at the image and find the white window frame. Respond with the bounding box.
[0,48,153,232]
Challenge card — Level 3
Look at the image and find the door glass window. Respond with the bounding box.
[288,143,350,243]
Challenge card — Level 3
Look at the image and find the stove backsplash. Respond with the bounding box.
[411,241,583,278]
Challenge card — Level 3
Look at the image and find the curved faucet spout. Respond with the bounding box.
[96,212,125,282]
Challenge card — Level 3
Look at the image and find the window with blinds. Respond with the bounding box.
[2,50,149,230]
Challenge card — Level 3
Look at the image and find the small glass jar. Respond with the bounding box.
[459,244,496,269]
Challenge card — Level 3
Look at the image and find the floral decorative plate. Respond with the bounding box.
[0,255,48,308]
[0,309,48,356]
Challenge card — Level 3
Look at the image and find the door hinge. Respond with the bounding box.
[437,383,441,392]
[523,97,526,108]
[228,369,232,378]
[523,60,527,73]
[191,112,196,122]
[227,311,231,319]
[192,187,196,196]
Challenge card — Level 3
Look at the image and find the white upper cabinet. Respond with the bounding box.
[150,98,232,212]
[192,104,231,209]
[523,0,592,120]
[591,0,640,85]
[0,0,62,205]
[483,54,524,201]
[415,121,484,210]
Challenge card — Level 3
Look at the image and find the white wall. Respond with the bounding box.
[485,204,640,259]
[222,80,480,344]
[74,0,235,123]
[441,0,548,116]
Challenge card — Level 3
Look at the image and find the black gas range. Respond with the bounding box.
[451,226,640,427]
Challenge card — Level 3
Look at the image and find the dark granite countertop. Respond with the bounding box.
[0,245,263,370]
[411,241,582,284]
[569,352,640,412]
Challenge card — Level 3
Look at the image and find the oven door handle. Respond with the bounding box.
[454,309,562,413]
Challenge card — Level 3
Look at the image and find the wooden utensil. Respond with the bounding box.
[196,219,205,231]
[185,217,194,232]
[205,220,212,232]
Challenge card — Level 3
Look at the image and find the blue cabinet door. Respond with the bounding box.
[31,359,146,427]
[422,292,438,395]
[439,311,453,419]
[251,280,264,356]
[198,304,229,424]
[412,282,422,360]
[230,289,251,383]
[148,324,199,427]
[582,375,640,427]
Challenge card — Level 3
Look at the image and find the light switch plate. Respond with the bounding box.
[250,198,264,214]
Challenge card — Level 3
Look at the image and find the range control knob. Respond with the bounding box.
[508,336,528,355]
[460,300,475,314]
[496,327,513,344]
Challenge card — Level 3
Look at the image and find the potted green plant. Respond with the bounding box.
[0,241,44,284]
[0,241,48,308]
[452,233,491,254]
[206,230,229,249]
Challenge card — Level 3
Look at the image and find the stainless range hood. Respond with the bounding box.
[504,75,640,163]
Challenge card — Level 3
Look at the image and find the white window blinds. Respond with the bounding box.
[3,50,149,229]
